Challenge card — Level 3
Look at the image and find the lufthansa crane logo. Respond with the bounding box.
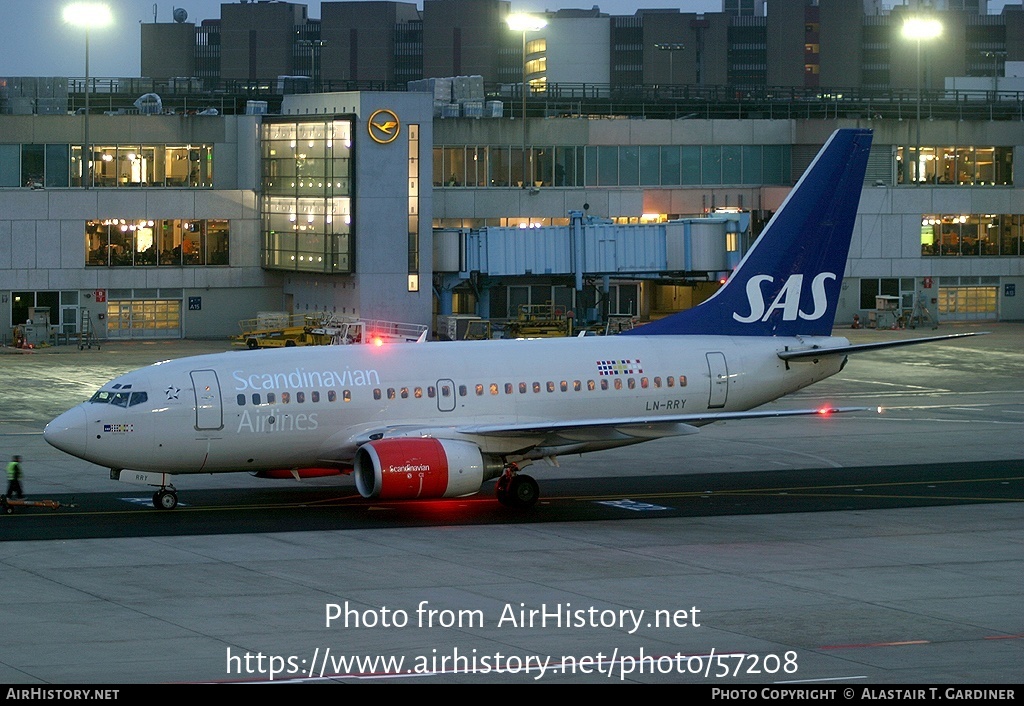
[368,109,400,144]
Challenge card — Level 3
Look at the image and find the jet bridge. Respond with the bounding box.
[433,212,747,315]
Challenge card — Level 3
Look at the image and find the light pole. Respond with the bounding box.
[654,42,685,90]
[297,39,327,91]
[64,2,112,189]
[507,13,547,189]
[901,17,941,185]
[982,50,1006,97]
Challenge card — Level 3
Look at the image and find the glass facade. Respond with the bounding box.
[896,145,1013,186]
[86,219,229,267]
[433,144,791,188]
[261,118,354,273]
[920,214,1024,256]
[408,123,420,286]
[0,143,213,188]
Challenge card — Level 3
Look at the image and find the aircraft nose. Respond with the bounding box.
[44,406,88,459]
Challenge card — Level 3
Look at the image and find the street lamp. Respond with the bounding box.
[63,2,113,189]
[654,42,685,88]
[981,50,1006,96]
[901,17,942,185]
[297,39,327,91]
[507,13,547,189]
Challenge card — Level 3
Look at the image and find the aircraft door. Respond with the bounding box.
[191,369,223,430]
[436,379,456,412]
[706,352,729,409]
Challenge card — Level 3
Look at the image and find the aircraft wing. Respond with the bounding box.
[320,406,866,464]
[455,406,866,438]
[779,331,986,361]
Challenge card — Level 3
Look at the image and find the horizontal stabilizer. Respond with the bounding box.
[778,331,987,361]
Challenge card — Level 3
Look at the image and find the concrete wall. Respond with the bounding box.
[422,0,510,81]
[220,2,309,81]
[545,18,610,86]
[321,2,421,82]
[140,23,196,80]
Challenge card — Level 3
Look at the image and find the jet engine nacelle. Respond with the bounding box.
[353,438,499,500]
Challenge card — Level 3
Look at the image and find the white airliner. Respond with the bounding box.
[44,128,979,510]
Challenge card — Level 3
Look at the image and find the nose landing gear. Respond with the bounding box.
[153,487,178,510]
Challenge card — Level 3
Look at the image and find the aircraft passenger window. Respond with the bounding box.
[236,394,246,406]
[374,389,382,400]
[267,393,276,404]
[387,389,396,400]
[459,385,467,397]
[252,393,261,405]
[667,376,675,388]
[281,392,291,403]
[489,383,499,395]
[414,387,423,399]
[600,380,608,390]
[129,392,149,406]
[587,380,595,391]
[679,376,687,387]
[475,384,484,396]
[328,390,337,402]
[614,379,622,390]
[519,382,527,394]
[505,383,513,395]
[628,378,637,389]
[312,391,320,403]
[532,382,541,393]
[574,380,581,391]
[654,377,662,388]
[401,387,409,399]
[560,381,567,392]
[297,392,305,403]
[111,392,131,407]
[343,390,351,402]
[547,382,555,393]
[640,378,649,389]
[441,385,451,397]
[428,386,436,398]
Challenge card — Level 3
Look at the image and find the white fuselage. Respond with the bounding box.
[44,334,847,476]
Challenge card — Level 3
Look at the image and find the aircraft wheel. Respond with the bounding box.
[154,489,178,510]
[498,475,538,509]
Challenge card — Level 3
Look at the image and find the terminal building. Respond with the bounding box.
[1,1,1023,341]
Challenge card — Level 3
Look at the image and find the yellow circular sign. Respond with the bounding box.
[367,109,401,144]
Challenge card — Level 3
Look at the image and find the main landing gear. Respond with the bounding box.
[152,487,178,510]
[495,463,539,509]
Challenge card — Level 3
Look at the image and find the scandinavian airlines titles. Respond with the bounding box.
[232,366,381,392]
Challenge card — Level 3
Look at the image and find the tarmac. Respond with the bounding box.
[0,322,1021,684]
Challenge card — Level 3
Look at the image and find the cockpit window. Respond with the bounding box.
[90,389,148,406]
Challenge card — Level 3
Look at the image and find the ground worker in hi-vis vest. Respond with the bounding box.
[6,455,24,499]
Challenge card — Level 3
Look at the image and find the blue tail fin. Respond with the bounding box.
[623,128,873,337]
